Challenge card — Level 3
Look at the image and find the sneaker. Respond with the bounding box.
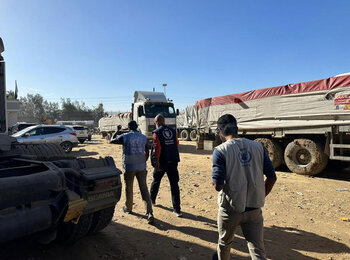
[122,206,132,214]
[147,213,155,224]
[173,210,182,217]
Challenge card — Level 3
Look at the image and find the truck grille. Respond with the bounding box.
[148,125,156,132]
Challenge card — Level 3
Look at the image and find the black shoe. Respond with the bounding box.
[122,206,132,214]
[147,213,155,224]
[173,210,182,217]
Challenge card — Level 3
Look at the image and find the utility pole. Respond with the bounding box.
[162,83,167,97]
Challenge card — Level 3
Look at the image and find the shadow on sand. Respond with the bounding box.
[0,217,348,260]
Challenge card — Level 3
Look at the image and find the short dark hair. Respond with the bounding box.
[128,120,138,131]
[217,114,238,136]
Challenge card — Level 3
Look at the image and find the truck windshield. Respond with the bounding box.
[144,104,176,118]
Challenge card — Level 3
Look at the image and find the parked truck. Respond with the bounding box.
[176,105,198,141]
[99,91,178,140]
[0,37,122,244]
[195,74,350,175]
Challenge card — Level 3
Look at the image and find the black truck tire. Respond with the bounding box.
[88,206,115,234]
[13,143,67,161]
[284,139,328,175]
[58,214,93,244]
[255,138,283,169]
[180,129,190,141]
[190,129,198,141]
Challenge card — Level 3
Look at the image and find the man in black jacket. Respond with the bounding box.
[150,114,182,217]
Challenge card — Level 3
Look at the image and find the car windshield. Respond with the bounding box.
[73,126,85,130]
[12,125,38,137]
[144,104,176,118]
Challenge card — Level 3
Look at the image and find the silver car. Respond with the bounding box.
[66,125,89,144]
[12,125,79,153]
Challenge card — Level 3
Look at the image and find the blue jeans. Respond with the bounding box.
[150,162,181,212]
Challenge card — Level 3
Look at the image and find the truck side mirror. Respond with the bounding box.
[176,109,179,116]
[23,133,30,137]
[138,106,144,117]
[0,38,4,54]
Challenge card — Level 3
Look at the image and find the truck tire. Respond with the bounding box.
[60,141,73,153]
[57,214,93,244]
[180,129,190,141]
[284,139,328,175]
[88,206,115,234]
[190,130,198,141]
[255,138,283,169]
[13,143,67,160]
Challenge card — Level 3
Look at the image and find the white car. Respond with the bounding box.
[12,125,79,153]
[66,125,89,143]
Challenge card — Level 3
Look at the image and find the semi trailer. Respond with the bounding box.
[195,74,350,175]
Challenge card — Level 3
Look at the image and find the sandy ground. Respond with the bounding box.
[1,136,350,260]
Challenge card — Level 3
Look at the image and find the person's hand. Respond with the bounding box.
[212,182,224,192]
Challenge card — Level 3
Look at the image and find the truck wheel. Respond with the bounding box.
[13,143,67,160]
[190,130,198,141]
[60,141,73,153]
[88,206,115,234]
[255,138,283,169]
[58,214,93,244]
[284,139,328,175]
[180,130,190,141]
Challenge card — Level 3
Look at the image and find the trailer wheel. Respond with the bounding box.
[284,139,328,175]
[57,214,93,244]
[180,129,190,141]
[255,138,283,169]
[88,206,115,234]
[190,130,198,141]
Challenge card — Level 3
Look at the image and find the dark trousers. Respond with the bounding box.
[150,162,181,212]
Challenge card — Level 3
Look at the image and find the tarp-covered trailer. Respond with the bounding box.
[98,113,132,139]
[176,105,198,141]
[195,74,350,175]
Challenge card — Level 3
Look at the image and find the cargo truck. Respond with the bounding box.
[99,91,178,140]
[195,74,350,175]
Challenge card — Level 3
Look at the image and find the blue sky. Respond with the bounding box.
[1,0,349,112]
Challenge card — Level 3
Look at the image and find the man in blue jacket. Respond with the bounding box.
[110,120,154,224]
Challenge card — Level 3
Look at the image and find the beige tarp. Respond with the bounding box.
[98,113,132,132]
[196,87,350,132]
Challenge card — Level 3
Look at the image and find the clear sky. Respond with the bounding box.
[1,0,349,112]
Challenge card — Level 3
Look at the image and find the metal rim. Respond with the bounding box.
[60,142,72,152]
[295,148,312,165]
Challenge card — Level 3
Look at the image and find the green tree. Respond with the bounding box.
[6,90,15,100]
[18,94,46,123]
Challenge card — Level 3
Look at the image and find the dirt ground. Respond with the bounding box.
[1,136,350,260]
